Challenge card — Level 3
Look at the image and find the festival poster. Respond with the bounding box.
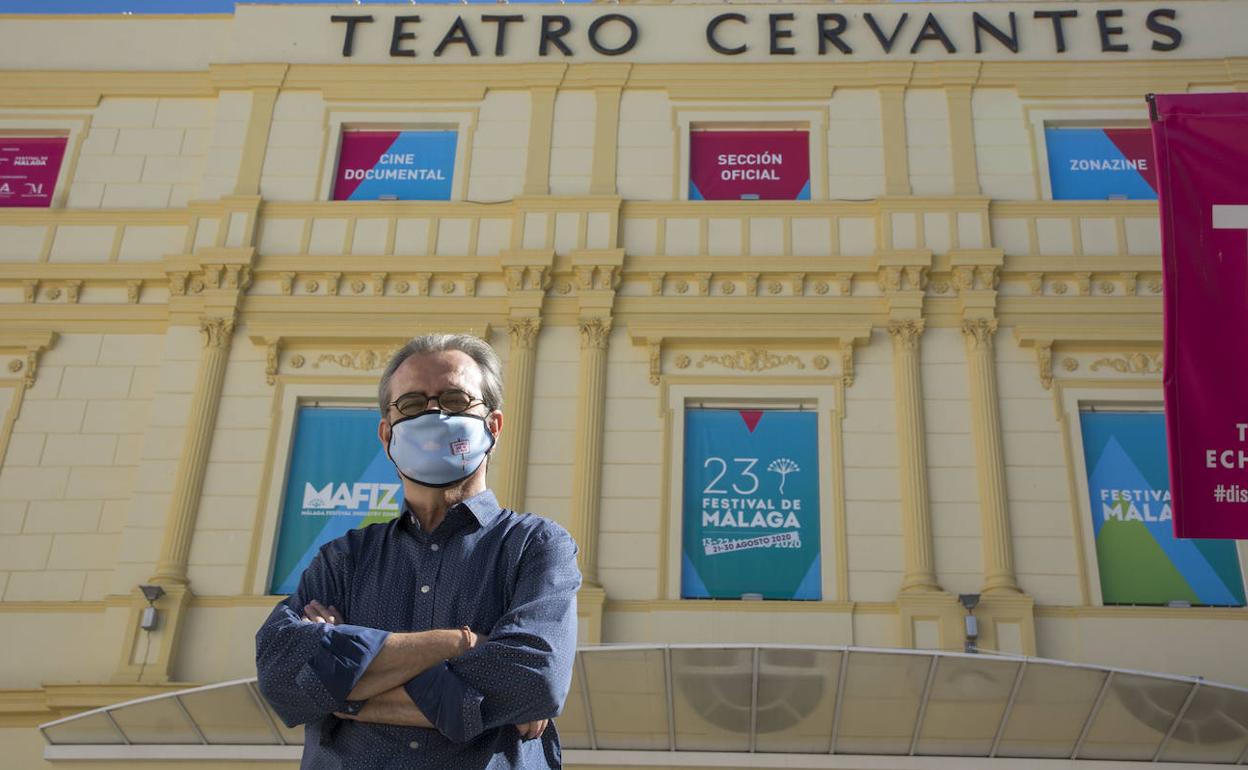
[332,129,457,201]
[682,409,821,600]
[0,136,67,208]
[269,407,401,595]
[1152,92,1248,539]
[1080,411,1244,606]
[1045,127,1157,200]
[688,130,810,201]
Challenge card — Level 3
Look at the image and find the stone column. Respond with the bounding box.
[493,317,541,511]
[150,316,235,585]
[570,317,611,585]
[879,85,911,196]
[962,318,1020,594]
[889,319,940,592]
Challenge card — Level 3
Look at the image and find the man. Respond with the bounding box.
[256,333,581,769]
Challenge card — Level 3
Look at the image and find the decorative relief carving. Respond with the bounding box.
[649,272,666,296]
[768,281,783,295]
[813,355,829,370]
[412,273,432,296]
[1075,272,1091,296]
[372,272,387,295]
[743,273,759,297]
[279,272,295,296]
[350,279,366,294]
[952,266,975,292]
[1147,278,1162,294]
[65,280,82,304]
[930,281,950,295]
[22,280,39,303]
[961,318,998,351]
[189,278,205,294]
[200,317,235,349]
[840,348,855,386]
[325,273,341,296]
[224,264,251,291]
[814,281,830,295]
[201,264,223,290]
[264,340,279,385]
[905,266,928,291]
[1121,272,1138,297]
[555,281,572,295]
[791,272,806,295]
[1051,281,1068,295]
[1091,353,1162,375]
[1027,273,1044,296]
[441,281,457,295]
[887,319,925,350]
[577,317,612,349]
[675,354,691,369]
[695,349,805,372]
[45,287,62,301]
[835,273,851,296]
[127,280,142,304]
[464,273,478,297]
[507,317,541,350]
[395,280,411,295]
[1035,341,1053,390]
[289,354,306,369]
[313,348,398,372]
[648,342,661,385]
[1099,281,1116,295]
[574,265,595,292]
[695,272,711,297]
[304,279,320,293]
[976,266,999,290]
[1062,357,1079,372]
[721,281,736,295]
[675,280,689,295]
[8,359,22,374]
[878,267,902,292]
[168,273,188,296]
[503,266,524,292]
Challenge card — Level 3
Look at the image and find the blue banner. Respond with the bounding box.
[1045,127,1158,200]
[270,407,401,595]
[333,130,457,202]
[682,409,821,600]
[1080,411,1245,606]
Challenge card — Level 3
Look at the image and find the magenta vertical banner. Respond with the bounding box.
[1152,93,1248,539]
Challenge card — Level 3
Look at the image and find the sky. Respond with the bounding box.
[0,0,595,13]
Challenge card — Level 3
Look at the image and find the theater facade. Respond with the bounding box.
[1,1,1247,767]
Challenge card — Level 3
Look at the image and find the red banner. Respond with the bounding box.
[0,136,67,208]
[689,130,809,201]
[1152,93,1248,539]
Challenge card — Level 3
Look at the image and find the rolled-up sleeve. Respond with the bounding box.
[405,525,581,742]
[255,545,390,727]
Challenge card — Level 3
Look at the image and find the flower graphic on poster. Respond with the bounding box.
[768,457,800,494]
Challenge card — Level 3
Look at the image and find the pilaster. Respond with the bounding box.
[523,86,558,196]
[590,87,623,196]
[946,85,980,196]
[494,316,542,511]
[879,85,911,196]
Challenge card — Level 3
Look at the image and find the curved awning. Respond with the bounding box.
[40,646,1248,766]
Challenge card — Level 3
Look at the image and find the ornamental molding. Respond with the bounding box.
[887,319,925,350]
[578,317,613,350]
[961,318,999,351]
[1090,353,1163,375]
[313,347,401,372]
[0,331,57,389]
[199,317,235,349]
[507,317,542,350]
[695,349,805,373]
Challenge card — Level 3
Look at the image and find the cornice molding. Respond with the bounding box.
[0,71,214,107]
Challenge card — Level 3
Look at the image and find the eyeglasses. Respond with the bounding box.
[389,389,483,416]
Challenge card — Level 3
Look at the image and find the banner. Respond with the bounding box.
[0,136,66,208]
[682,409,820,600]
[1080,411,1244,606]
[1153,92,1248,539]
[270,407,401,595]
[1045,127,1157,200]
[689,130,810,201]
[332,129,456,201]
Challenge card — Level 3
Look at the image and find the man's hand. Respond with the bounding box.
[303,600,340,624]
[514,719,547,740]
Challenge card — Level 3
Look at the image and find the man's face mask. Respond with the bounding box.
[387,410,496,488]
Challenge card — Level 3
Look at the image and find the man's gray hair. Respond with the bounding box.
[377,333,504,415]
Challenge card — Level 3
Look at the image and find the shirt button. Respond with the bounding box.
[420,585,430,594]
[409,740,420,750]
[430,544,439,551]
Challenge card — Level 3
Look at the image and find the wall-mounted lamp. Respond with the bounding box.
[958,593,980,654]
[138,584,165,631]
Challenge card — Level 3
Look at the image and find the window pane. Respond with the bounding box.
[109,699,200,744]
[43,713,125,746]
[754,648,841,753]
[1159,684,1248,764]
[179,684,279,745]
[1079,674,1194,760]
[671,647,752,751]
[582,648,668,750]
[834,652,931,755]
[916,656,1020,756]
[995,662,1106,758]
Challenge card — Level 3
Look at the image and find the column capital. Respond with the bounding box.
[888,318,926,350]
[200,317,236,349]
[578,317,613,350]
[507,317,542,350]
[961,317,999,351]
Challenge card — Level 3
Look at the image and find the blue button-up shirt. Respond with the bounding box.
[255,490,581,769]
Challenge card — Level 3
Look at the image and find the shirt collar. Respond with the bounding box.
[401,488,503,532]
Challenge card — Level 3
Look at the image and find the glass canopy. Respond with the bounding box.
[41,647,1248,765]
